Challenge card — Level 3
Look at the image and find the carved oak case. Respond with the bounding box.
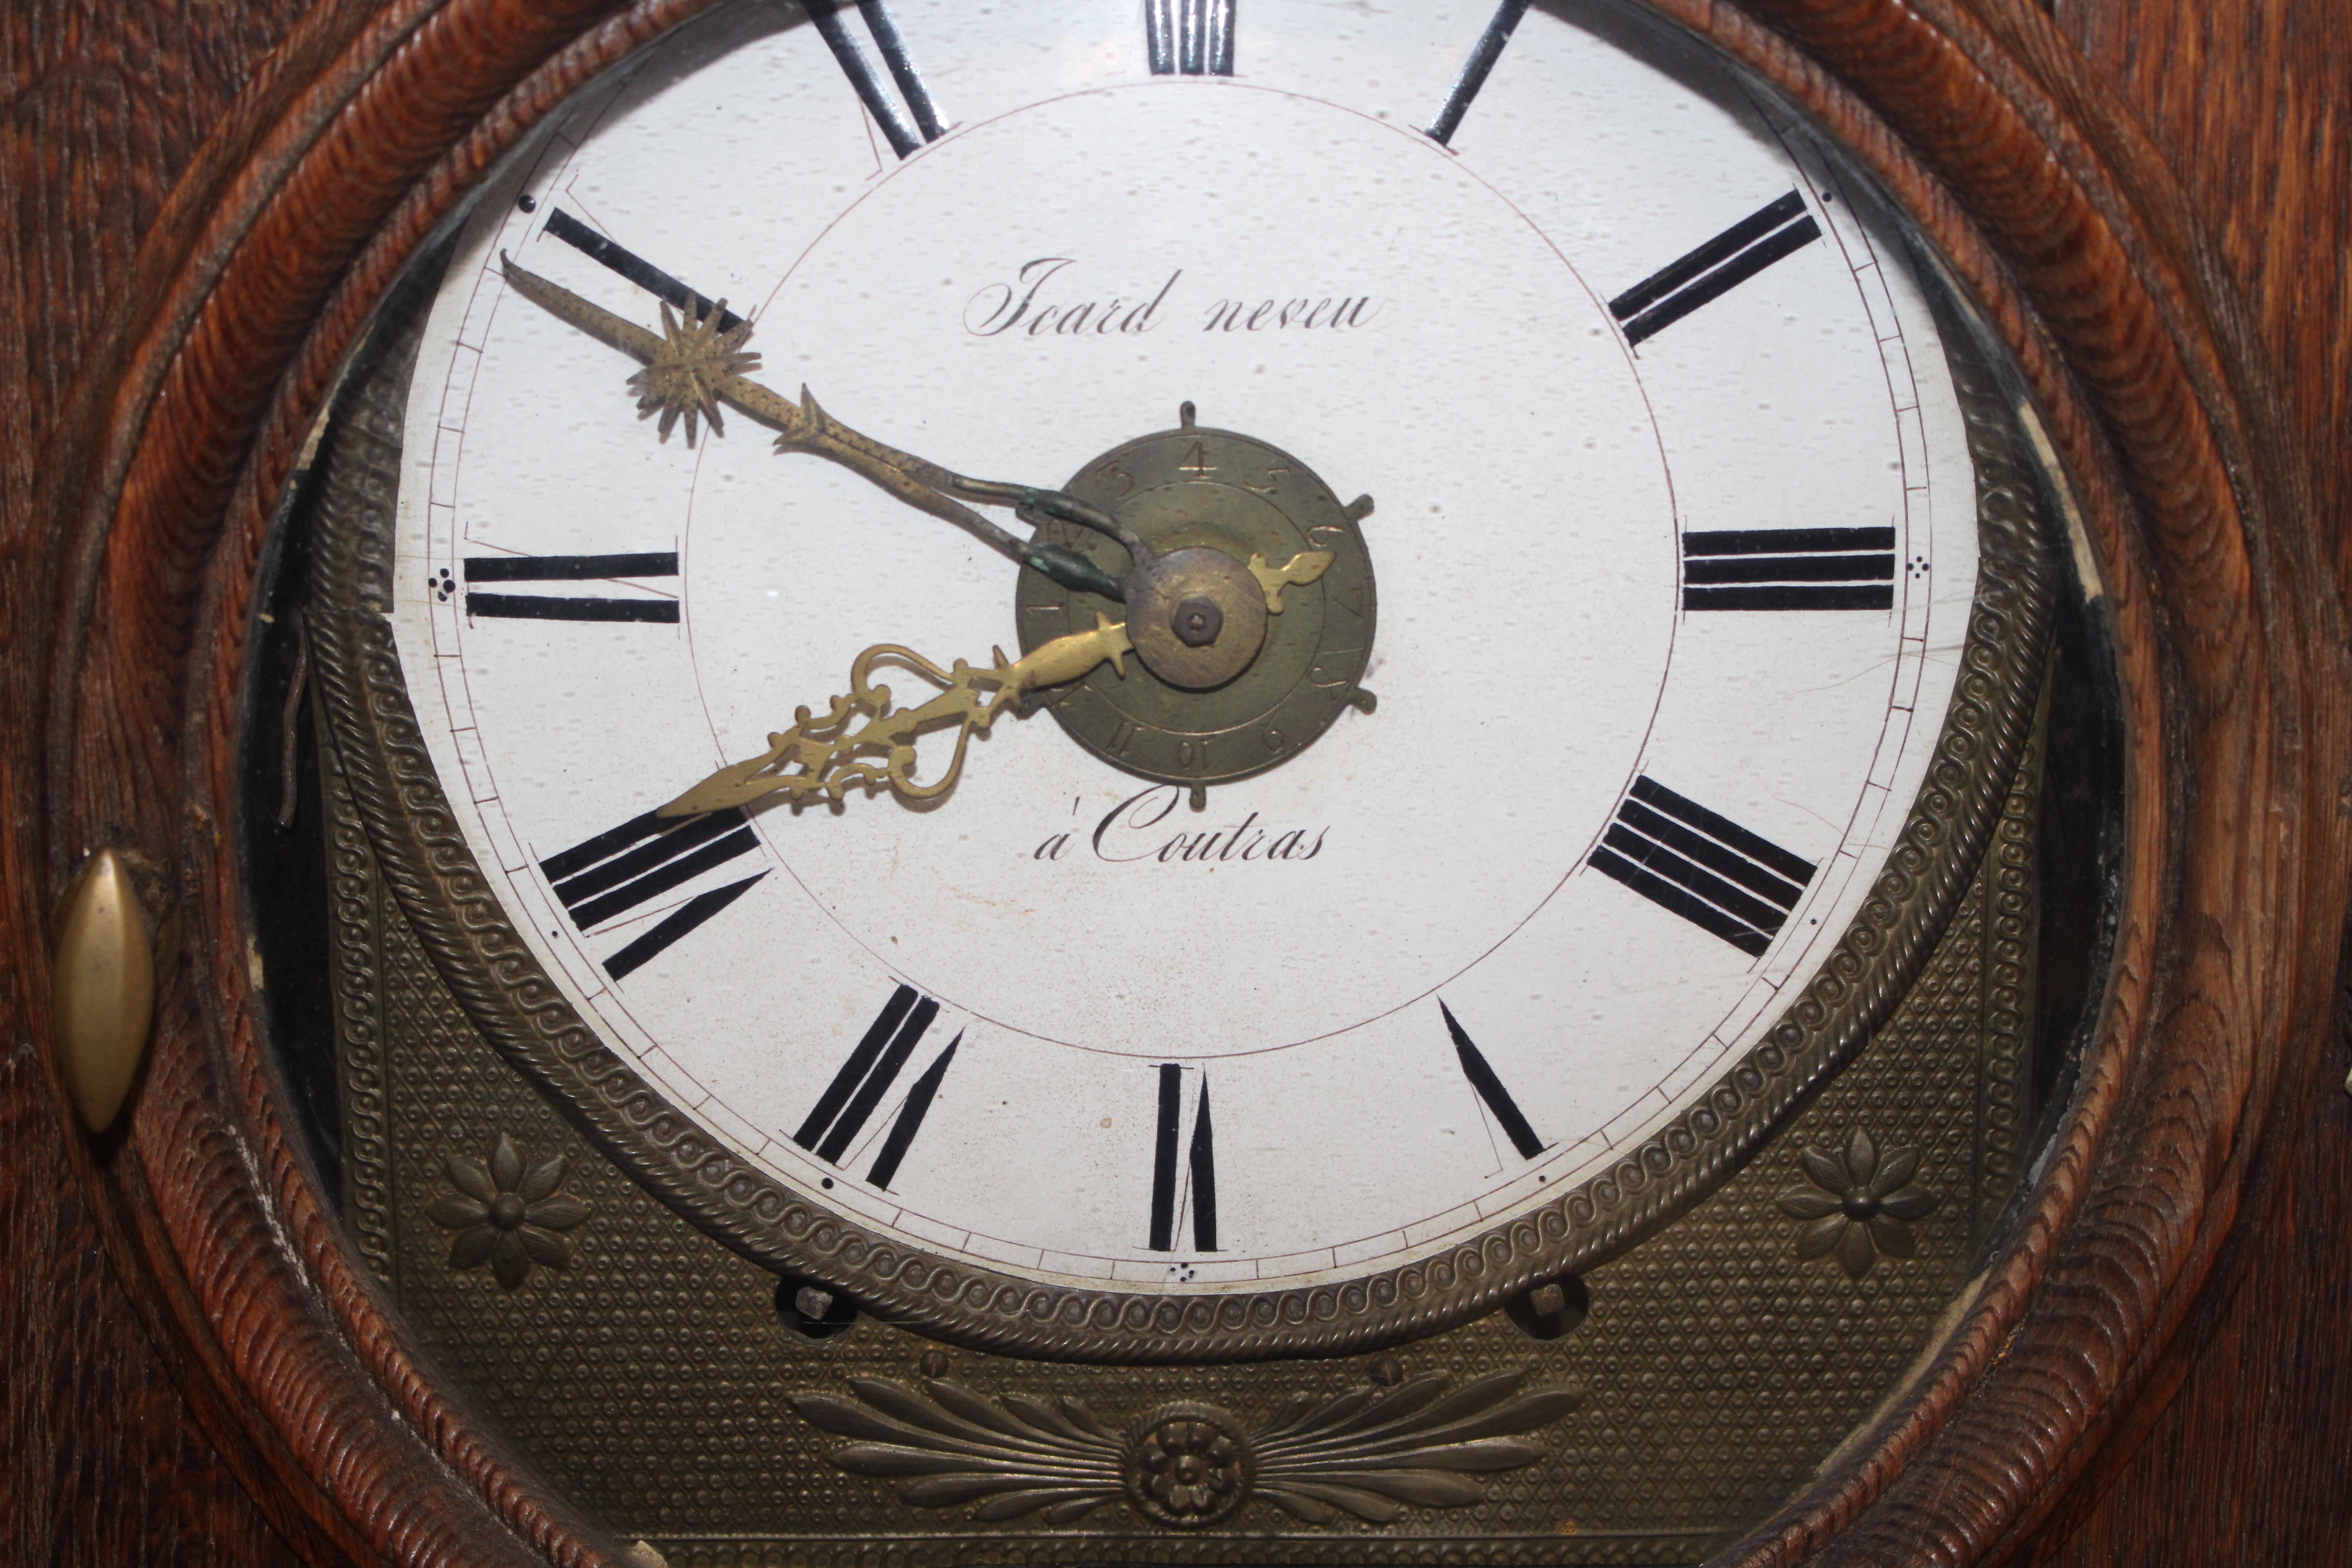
[15,0,2343,1565]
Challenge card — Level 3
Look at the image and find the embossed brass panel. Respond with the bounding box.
[325,676,2042,1561]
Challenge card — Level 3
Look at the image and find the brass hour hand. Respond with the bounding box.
[656,616,1135,819]
[660,548,1333,820]
[500,254,1136,601]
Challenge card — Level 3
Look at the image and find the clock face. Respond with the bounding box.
[385,0,1983,1306]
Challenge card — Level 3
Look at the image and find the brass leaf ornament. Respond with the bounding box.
[1250,1369,1584,1525]
[790,1377,1127,1526]
[789,1368,1582,1530]
[52,848,156,1132]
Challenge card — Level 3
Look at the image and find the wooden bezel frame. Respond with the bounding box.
[13,0,2341,1564]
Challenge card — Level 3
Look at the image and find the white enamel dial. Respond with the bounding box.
[390,0,1978,1292]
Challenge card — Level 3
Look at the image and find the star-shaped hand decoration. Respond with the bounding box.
[626,295,759,446]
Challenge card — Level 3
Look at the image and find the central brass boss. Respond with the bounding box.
[1015,410,1378,789]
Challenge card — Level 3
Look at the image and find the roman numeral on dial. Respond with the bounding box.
[465,552,680,623]
[539,808,762,978]
[1441,1001,1545,1159]
[1426,0,1530,146]
[1684,527,1896,611]
[807,0,944,158]
[541,209,742,330]
[1146,0,1235,76]
[794,986,959,1185]
[1147,1065,1217,1253]
[1610,191,1823,346]
[865,1031,960,1190]
[1589,777,1817,956]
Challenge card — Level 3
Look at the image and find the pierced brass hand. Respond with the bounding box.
[501,254,1138,601]
[656,546,1335,819]
[655,616,1135,819]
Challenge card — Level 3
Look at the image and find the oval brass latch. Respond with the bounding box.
[52,849,158,1132]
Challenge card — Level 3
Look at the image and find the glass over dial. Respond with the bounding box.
[377,0,2002,1320]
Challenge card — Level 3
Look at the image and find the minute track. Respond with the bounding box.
[349,0,2040,1357]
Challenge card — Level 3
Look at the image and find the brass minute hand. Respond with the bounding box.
[501,254,1140,601]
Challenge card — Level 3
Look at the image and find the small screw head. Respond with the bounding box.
[918,1349,951,1378]
[1368,1356,1405,1387]
[1171,595,1224,648]
[776,1276,857,1341]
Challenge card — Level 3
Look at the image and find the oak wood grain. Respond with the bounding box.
[4,2,341,1559]
[2,0,2346,1563]
[5,1,687,1562]
[1720,6,2343,1565]
[0,1044,304,1566]
[2024,0,2352,1557]
[62,4,722,1558]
